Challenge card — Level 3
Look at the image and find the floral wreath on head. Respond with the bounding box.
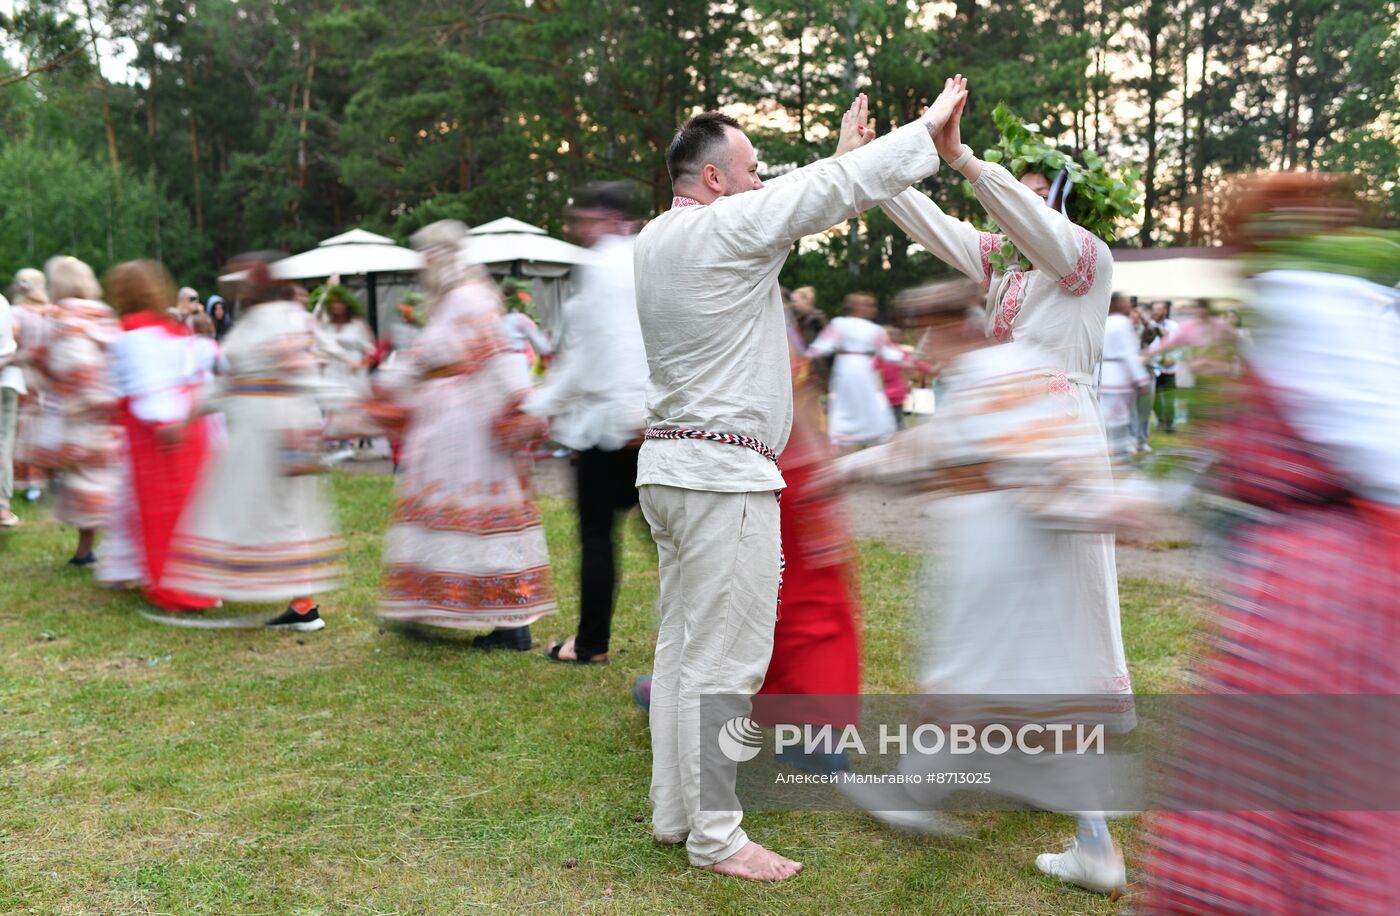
[500,277,537,320]
[308,282,365,318]
[974,104,1142,274]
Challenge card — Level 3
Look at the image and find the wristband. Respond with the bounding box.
[949,145,975,171]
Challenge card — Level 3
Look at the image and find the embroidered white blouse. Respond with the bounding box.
[881,161,1113,386]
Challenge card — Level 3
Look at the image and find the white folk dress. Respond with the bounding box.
[34,299,121,529]
[838,341,1136,718]
[163,301,344,601]
[806,315,905,446]
[318,317,376,440]
[881,163,1129,704]
[11,301,54,480]
[375,270,556,630]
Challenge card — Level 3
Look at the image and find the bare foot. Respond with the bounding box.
[702,841,803,882]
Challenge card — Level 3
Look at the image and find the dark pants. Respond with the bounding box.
[574,446,640,657]
[1154,372,1177,431]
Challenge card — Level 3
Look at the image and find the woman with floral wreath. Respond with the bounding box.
[860,91,1141,895]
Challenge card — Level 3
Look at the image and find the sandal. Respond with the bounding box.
[544,639,609,665]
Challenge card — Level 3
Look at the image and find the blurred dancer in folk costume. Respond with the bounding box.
[1139,176,1400,914]
[634,80,964,882]
[33,257,121,566]
[522,181,648,664]
[754,338,862,765]
[8,268,55,505]
[314,284,376,460]
[162,253,345,631]
[374,220,556,648]
[806,292,923,447]
[836,287,1154,896]
[866,94,1141,891]
[103,261,220,612]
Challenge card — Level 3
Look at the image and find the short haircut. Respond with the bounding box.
[666,112,741,185]
[843,292,878,315]
[569,180,646,220]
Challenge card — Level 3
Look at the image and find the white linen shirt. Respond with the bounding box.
[522,233,648,451]
[0,294,24,393]
[634,120,940,492]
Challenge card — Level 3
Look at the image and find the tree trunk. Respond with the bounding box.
[1140,2,1162,246]
[83,0,122,188]
[298,43,318,192]
[190,110,204,232]
[844,5,860,281]
[1176,12,1192,238]
[796,11,809,141]
[1187,1,1213,244]
[146,62,158,144]
[1281,9,1303,169]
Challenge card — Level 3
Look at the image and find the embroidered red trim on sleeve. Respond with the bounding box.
[978,232,1001,287]
[1058,226,1098,297]
[993,271,1025,343]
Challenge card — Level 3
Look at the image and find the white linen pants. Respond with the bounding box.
[639,484,781,866]
[1101,389,1138,477]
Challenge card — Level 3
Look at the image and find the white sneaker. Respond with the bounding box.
[325,447,355,465]
[1035,839,1125,896]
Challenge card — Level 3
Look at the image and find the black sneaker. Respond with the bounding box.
[265,604,326,632]
[67,552,96,567]
[471,625,531,651]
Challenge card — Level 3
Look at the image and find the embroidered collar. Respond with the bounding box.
[671,196,704,209]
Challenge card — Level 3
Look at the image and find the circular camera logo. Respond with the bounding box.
[717,716,764,763]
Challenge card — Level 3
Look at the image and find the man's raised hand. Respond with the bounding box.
[834,93,877,157]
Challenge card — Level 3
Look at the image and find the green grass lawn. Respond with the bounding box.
[0,472,1204,913]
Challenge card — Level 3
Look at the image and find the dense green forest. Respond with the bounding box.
[2,0,1397,302]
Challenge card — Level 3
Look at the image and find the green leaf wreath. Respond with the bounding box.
[974,104,1142,274]
[1249,228,1400,287]
[308,282,366,317]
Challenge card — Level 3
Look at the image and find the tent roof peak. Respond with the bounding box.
[319,228,396,247]
[468,217,547,236]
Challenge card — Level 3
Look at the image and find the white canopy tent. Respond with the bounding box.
[1109,247,1244,303]
[466,218,592,331]
[218,228,423,333]
[272,228,424,279]
[219,220,589,334]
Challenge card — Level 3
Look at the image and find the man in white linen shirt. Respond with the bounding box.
[523,181,650,665]
[633,76,968,882]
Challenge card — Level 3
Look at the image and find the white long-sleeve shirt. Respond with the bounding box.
[1247,269,1400,506]
[522,233,648,451]
[109,321,207,425]
[1100,313,1148,396]
[0,294,23,393]
[635,120,940,492]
